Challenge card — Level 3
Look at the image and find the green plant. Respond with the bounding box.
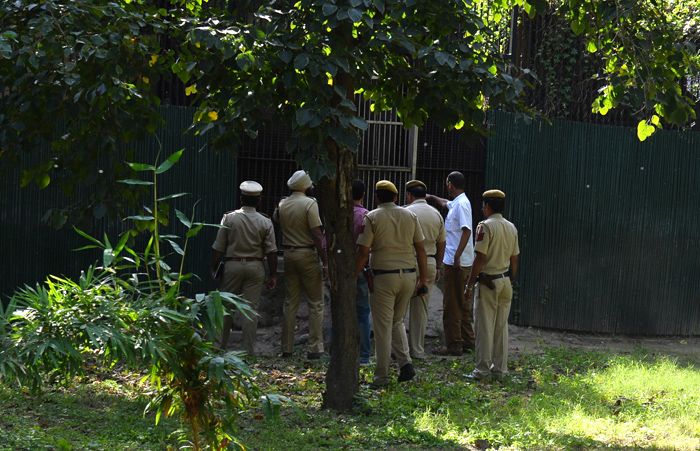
[0,149,259,450]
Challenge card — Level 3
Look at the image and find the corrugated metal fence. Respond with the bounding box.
[0,106,236,298]
[487,111,700,335]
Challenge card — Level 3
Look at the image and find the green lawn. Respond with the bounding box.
[1,347,698,450]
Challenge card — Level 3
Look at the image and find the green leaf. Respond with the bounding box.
[236,52,255,71]
[294,53,310,70]
[186,223,204,238]
[155,149,184,174]
[103,248,115,267]
[295,108,314,126]
[636,120,656,142]
[435,51,449,66]
[166,239,184,256]
[38,174,51,189]
[279,49,293,64]
[322,3,338,16]
[586,40,598,53]
[73,227,104,248]
[349,116,368,131]
[118,179,153,186]
[348,8,363,23]
[175,209,192,228]
[571,19,585,35]
[157,192,189,201]
[126,162,156,172]
[125,215,155,221]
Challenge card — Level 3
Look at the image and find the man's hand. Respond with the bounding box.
[435,266,443,282]
[415,278,428,296]
[266,275,277,290]
[464,283,475,298]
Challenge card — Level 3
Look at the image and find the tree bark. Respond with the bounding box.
[319,142,359,411]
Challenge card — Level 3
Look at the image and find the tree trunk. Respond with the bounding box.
[319,142,359,411]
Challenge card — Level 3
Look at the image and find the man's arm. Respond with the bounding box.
[210,249,224,279]
[453,227,471,268]
[311,226,329,278]
[266,251,278,289]
[509,254,519,281]
[425,194,448,212]
[435,240,446,281]
[355,244,370,277]
[465,251,487,297]
[414,240,428,291]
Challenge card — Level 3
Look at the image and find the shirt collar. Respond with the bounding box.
[378,202,397,208]
[410,199,428,205]
[241,206,257,213]
[447,192,465,208]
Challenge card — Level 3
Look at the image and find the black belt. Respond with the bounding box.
[372,268,416,275]
[427,255,436,259]
[223,257,264,262]
[480,272,509,280]
[284,245,314,249]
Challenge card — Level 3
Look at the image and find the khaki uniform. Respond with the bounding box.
[357,202,425,385]
[405,199,446,358]
[275,192,324,354]
[212,206,277,354]
[473,213,519,377]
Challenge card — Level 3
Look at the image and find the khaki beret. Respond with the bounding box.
[287,170,312,191]
[375,180,398,194]
[239,180,263,196]
[482,189,506,199]
[405,179,427,191]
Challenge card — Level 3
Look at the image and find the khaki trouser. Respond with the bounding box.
[473,278,513,377]
[220,260,265,354]
[282,248,324,353]
[407,258,437,359]
[370,271,415,385]
[442,265,475,352]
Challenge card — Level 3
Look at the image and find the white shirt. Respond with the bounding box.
[443,192,474,267]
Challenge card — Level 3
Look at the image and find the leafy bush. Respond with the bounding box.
[0,150,258,450]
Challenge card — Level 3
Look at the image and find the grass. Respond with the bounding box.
[1,345,698,450]
[0,373,179,450]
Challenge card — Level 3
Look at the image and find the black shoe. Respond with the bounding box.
[397,363,416,382]
[307,352,323,360]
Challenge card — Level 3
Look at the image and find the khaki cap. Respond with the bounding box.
[405,179,427,190]
[287,170,312,191]
[375,180,398,194]
[239,180,263,196]
[483,189,506,199]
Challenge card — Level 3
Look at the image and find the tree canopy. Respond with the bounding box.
[1,0,698,409]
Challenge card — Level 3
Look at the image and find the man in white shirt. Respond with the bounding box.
[427,171,475,356]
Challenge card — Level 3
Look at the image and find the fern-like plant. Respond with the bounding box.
[0,149,258,450]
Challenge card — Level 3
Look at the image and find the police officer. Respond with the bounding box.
[465,189,519,381]
[356,180,428,387]
[275,170,328,360]
[404,180,446,359]
[211,180,278,354]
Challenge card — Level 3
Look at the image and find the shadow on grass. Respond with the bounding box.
[0,381,177,450]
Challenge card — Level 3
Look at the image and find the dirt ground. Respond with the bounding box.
[227,282,700,365]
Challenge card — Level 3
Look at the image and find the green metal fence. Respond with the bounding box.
[487,111,700,335]
[0,106,237,299]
